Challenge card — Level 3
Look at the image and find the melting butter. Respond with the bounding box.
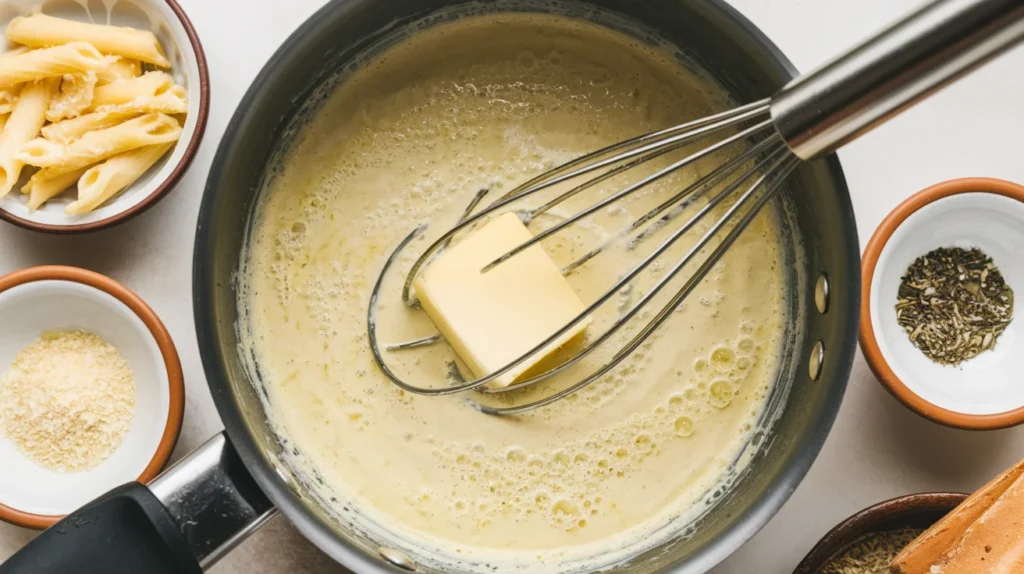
[414,212,592,388]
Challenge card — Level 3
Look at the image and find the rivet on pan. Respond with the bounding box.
[814,273,830,314]
[378,547,417,571]
[809,341,825,381]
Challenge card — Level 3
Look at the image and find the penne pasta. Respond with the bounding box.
[0,46,30,113]
[91,71,175,109]
[7,14,170,67]
[0,86,17,114]
[66,142,172,214]
[103,84,187,114]
[0,17,185,211]
[0,45,28,113]
[2,46,29,55]
[131,84,187,111]
[0,78,58,197]
[24,166,88,210]
[96,56,141,85]
[0,42,106,88]
[41,108,142,145]
[41,85,187,145]
[0,46,30,62]
[19,112,181,178]
[46,71,98,122]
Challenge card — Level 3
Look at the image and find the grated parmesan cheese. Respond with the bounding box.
[0,330,135,473]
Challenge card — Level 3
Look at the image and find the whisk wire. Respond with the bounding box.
[368,0,1024,414]
[475,143,794,396]
[479,142,790,395]
[475,154,800,415]
[398,101,772,305]
[519,105,773,223]
[483,118,776,273]
[562,132,782,275]
[495,98,771,204]
[369,125,794,406]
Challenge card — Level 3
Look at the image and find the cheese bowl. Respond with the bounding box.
[0,0,209,234]
[0,265,184,529]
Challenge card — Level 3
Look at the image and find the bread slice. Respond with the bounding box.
[929,468,1024,572]
[890,459,1024,573]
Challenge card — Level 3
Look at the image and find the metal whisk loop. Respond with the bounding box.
[366,0,1024,414]
[483,118,776,273]
[368,225,504,396]
[367,115,792,402]
[397,99,772,306]
[513,108,774,225]
[493,98,771,204]
[562,133,782,275]
[477,140,790,396]
[472,153,799,415]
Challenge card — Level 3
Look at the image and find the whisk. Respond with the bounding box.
[368,0,1024,415]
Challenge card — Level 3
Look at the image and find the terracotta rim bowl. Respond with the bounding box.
[0,266,185,529]
[860,177,1024,430]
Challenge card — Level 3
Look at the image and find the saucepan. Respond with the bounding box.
[0,0,858,572]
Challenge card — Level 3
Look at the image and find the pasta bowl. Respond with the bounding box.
[0,0,209,233]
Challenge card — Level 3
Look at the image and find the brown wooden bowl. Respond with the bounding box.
[860,177,1024,429]
[793,492,967,573]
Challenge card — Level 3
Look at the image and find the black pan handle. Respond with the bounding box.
[0,432,276,573]
[0,483,201,574]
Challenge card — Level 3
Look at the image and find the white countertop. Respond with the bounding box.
[2,0,1024,572]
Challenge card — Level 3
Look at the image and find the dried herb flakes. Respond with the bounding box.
[820,528,922,574]
[896,247,1013,366]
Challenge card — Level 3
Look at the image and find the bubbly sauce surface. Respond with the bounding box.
[241,15,786,570]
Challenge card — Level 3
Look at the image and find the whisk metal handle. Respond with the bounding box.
[771,0,1024,160]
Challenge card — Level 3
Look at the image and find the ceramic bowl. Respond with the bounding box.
[0,0,209,233]
[793,492,967,573]
[0,266,184,529]
[860,178,1024,429]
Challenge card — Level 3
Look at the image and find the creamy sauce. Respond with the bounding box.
[241,14,786,571]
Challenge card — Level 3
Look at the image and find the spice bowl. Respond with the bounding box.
[0,266,184,529]
[793,492,966,573]
[861,178,1024,429]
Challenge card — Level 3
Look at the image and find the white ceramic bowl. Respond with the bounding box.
[0,266,183,529]
[861,178,1024,429]
[0,0,209,233]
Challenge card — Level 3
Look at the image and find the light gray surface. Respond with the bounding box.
[1,0,1023,572]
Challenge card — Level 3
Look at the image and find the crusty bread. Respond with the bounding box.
[890,459,1024,573]
[930,469,1024,573]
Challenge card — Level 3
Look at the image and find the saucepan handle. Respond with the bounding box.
[0,432,276,573]
[771,0,1024,160]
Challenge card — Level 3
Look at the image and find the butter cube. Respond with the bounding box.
[413,212,591,388]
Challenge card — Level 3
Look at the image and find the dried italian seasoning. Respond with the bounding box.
[820,528,922,574]
[896,247,1014,366]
